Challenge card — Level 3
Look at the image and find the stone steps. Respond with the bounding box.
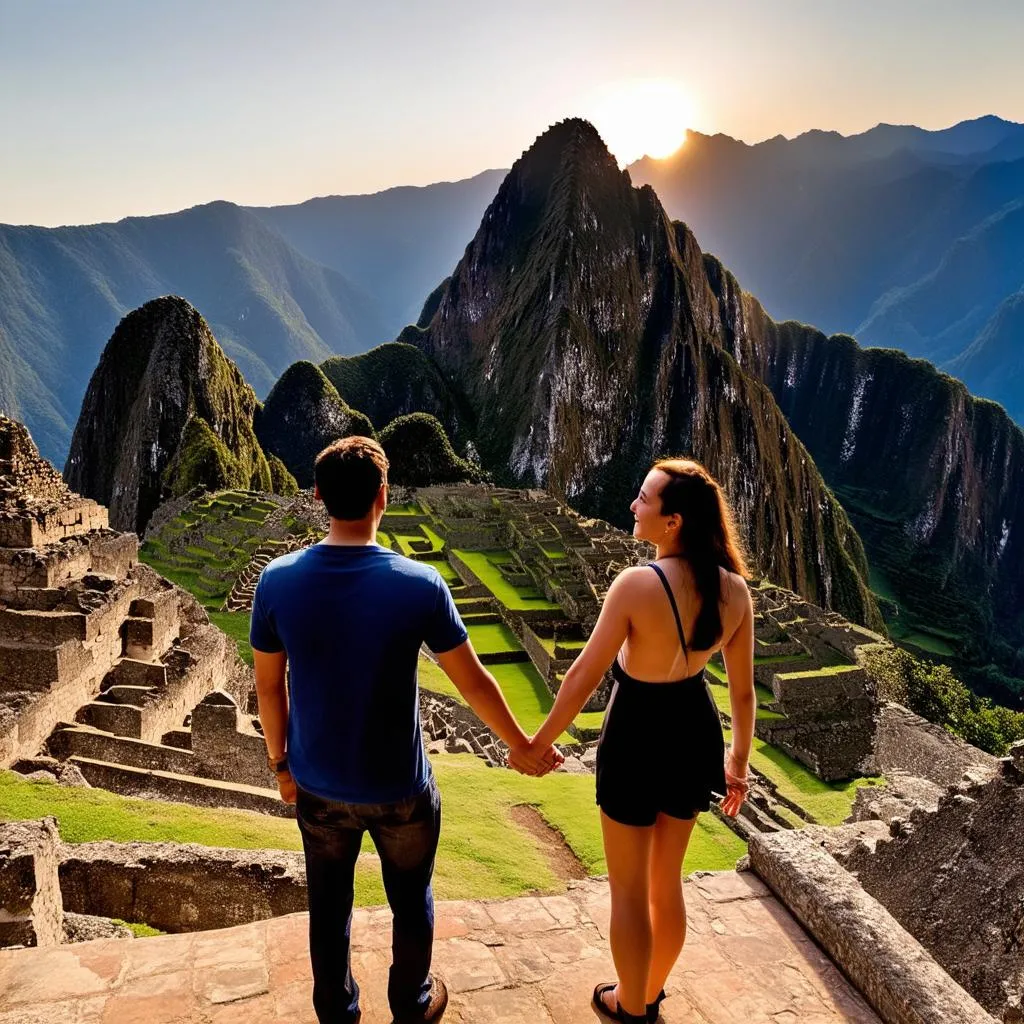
[100,684,159,707]
[75,701,141,738]
[49,725,196,775]
[67,756,292,817]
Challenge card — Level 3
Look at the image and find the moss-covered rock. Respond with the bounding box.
[320,343,468,444]
[64,296,275,534]
[255,360,375,488]
[160,416,251,497]
[267,453,298,496]
[380,413,481,487]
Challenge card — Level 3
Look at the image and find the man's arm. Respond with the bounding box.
[434,642,560,773]
[253,648,296,804]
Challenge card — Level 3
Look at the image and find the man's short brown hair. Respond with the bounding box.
[314,436,389,520]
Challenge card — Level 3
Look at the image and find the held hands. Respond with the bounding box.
[508,738,564,777]
[721,747,750,817]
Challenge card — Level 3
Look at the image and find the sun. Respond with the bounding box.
[587,79,695,166]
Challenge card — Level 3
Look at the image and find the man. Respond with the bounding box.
[250,436,560,1024]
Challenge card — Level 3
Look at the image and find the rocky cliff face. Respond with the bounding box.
[254,361,374,488]
[414,119,881,629]
[719,283,1024,669]
[64,297,273,534]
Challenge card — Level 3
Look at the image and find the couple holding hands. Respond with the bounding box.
[251,436,755,1024]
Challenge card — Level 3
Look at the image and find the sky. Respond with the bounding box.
[1,0,1023,227]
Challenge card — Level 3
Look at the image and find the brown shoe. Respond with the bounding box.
[395,975,448,1023]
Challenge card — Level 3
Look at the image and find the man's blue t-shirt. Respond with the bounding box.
[249,543,467,804]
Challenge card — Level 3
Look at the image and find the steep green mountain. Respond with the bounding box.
[724,293,1024,690]
[254,361,375,488]
[249,170,506,335]
[320,343,468,443]
[64,296,276,534]
[412,119,881,630]
[0,201,387,466]
[380,413,481,487]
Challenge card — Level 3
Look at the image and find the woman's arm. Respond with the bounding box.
[527,569,635,751]
[721,576,756,786]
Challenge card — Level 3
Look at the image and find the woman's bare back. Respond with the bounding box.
[617,560,748,683]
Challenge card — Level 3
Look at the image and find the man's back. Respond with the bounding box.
[250,542,466,804]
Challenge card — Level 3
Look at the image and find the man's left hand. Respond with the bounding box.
[276,770,297,804]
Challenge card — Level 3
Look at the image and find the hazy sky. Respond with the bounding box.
[2,0,1023,227]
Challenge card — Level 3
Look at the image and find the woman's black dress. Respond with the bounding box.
[595,563,727,827]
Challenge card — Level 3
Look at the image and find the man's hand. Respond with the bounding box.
[508,740,564,777]
[276,769,297,804]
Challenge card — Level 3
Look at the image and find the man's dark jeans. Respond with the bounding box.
[296,775,442,1024]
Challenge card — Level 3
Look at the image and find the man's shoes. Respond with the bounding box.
[393,975,448,1023]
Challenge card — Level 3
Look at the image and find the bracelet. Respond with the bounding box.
[267,754,289,774]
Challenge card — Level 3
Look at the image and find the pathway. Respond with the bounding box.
[0,873,880,1023]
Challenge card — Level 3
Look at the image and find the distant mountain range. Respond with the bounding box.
[2,115,1023,468]
[629,115,1024,421]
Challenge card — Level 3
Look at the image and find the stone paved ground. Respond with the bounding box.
[0,872,880,1023]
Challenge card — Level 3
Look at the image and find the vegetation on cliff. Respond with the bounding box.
[864,646,1024,756]
[254,360,375,488]
[267,454,298,496]
[161,416,270,498]
[380,413,480,487]
[321,343,467,443]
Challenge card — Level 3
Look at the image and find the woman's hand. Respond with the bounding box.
[508,738,564,776]
[721,748,750,817]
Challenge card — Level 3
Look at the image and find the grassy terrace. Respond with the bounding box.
[139,490,283,664]
[420,658,585,743]
[0,760,745,902]
[453,550,560,611]
[722,730,882,825]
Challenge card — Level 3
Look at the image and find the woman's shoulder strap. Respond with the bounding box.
[649,562,688,656]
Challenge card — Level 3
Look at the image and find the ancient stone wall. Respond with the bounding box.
[872,702,999,787]
[0,818,63,948]
[836,742,1024,1022]
[59,842,307,934]
[749,827,998,1024]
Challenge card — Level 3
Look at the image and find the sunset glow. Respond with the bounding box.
[587,80,695,165]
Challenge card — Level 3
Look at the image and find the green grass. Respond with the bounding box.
[0,758,744,904]
[386,503,422,515]
[113,920,166,938]
[723,731,883,826]
[776,665,862,679]
[466,621,522,655]
[706,680,784,722]
[454,550,560,611]
[434,560,461,584]
[207,610,254,665]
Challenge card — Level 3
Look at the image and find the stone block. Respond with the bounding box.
[76,700,142,738]
[748,828,997,1024]
[0,818,63,948]
[59,842,307,933]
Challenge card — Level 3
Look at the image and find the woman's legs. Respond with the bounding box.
[645,812,697,1004]
[600,810,656,1017]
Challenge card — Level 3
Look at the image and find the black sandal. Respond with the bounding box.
[592,982,649,1023]
[646,989,666,1022]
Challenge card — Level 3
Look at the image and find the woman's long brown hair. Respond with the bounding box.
[652,458,750,651]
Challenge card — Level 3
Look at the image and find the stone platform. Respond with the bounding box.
[0,873,880,1023]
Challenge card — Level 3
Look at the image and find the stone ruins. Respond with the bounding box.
[1,415,1020,1022]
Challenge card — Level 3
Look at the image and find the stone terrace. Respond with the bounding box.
[0,873,882,1024]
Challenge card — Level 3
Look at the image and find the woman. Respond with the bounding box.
[520,459,756,1023]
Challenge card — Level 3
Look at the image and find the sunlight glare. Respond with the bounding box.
[587,80,695,166]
